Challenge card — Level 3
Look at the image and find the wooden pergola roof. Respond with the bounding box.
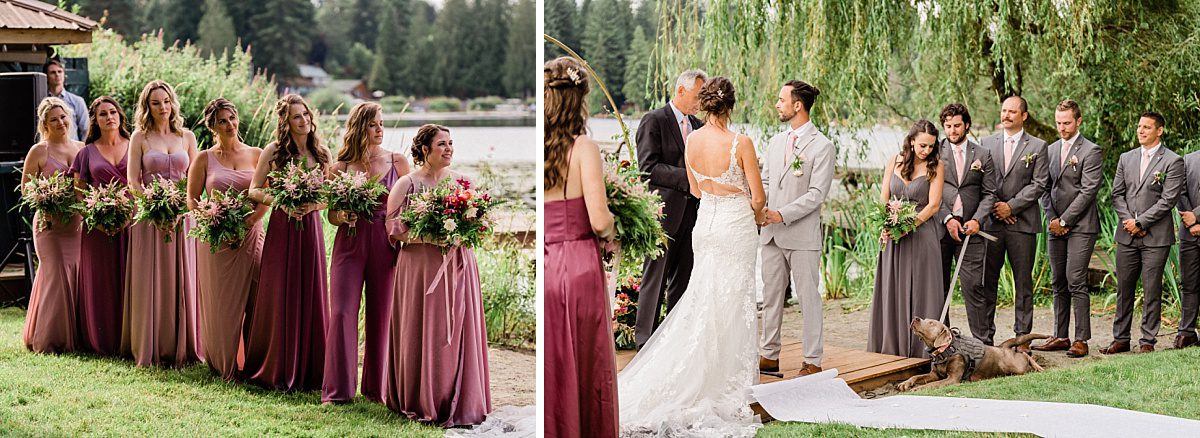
[0,0,96,45]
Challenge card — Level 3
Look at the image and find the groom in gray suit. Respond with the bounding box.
[1033,100,1103,358]
[758,80,835,376]
[1102,111,1186,354]
[978,96,1049,348]
[1175,146,1200,349]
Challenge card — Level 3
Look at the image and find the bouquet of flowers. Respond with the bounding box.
[189,188,254,252]
[264,159,325,229]
[78,182,135,236]
[869,197,919,242]
[134,176,189,242]
[321,170,388,236]
[17,171,77,232]
[611,276,640,350]
[603,158,669,272]
[400,177,500,254]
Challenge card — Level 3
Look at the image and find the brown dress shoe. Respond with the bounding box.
[759,356,779,373]
[1066,341,1089,358]
[797,362,822,376]
[1139,344,1154,353]
[1032,337,1070,351]
[1174,334,1199,349]
[1099,340,1130,354]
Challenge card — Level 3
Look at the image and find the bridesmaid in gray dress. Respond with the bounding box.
[868,119,947,358]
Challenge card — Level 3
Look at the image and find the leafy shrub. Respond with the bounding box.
[380,95,409,113]
[426,96,463,112]
[307,87,352,115]
[467,96,504,111]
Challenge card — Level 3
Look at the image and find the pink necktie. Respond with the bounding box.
[1140,150,1152,180]
[1061,141,1072,168]
[953,145,964,215]
[786,131,798,164]
[1004,137,1016,171]
[680,119,689,141]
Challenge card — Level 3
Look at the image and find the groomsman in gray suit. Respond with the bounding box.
[1175,147,1200,349]
[937,103,997,328]
[1032,100,1103,358]
[978,96,1049,348]
[1102,111,1186,354]
[758,80,835,376]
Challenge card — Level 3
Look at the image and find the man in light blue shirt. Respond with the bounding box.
[44,59,88,141]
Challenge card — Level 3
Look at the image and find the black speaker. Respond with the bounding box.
[0,72,47,162]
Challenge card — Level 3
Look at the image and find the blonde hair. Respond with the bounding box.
[337,102,382,164]
[134,80,185,135]
[37,97,74,142]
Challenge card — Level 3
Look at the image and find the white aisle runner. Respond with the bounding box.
[751,369,1200,436]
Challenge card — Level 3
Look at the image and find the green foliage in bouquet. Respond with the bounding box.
[189,188,254,252]
[400,177,501,254]
[604,158,669,267]
[134,176,189,241]
[321,170,388,236]
[17,171,77,232]
[867,197,919,241]
[77,182,136,237]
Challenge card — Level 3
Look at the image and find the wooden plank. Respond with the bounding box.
[0,29,92,45]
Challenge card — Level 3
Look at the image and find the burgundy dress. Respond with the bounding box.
[322,160,400,403]
[23,154,81,354]
[195,152,264,380]
[242,162,329,392]
[382,173,491,426]
[71,144,128,356]
[544,196,619,437]
[121,149,198,367]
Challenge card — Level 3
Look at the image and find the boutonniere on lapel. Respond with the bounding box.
[970,159,983,172]
[1066,155,1079,172]
[1022,152,1038,168]
[790,153,807,177]
[1153,171,1166,185]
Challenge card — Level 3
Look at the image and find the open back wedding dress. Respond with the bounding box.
[617,132,761,437]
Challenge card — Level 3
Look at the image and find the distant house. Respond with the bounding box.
[330,79,371,100]
[290,64,331,95]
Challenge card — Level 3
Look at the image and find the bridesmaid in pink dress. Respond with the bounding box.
[21,97,83,354]
[382,124,491,426]
[72,96,131,356]
[322,102,409,404]
[186,98,268,380]
[542,58,620,437]
[244,94,331,392]
[122,80,200,367]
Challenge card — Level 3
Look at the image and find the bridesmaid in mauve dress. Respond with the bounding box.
[244,94,331,392]
[322,102,409,404]
[868,120,947,358]
[22,97,83,353]
[122,80,200,367]
[71,96,130,356]
[542,57,619,437]
[186,98,268,380]
[383,124,491,426]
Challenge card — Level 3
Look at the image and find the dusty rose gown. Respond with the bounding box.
[71,144,128,356]
[23,154,82,353]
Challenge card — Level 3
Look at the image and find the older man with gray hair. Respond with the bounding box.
[634,69,706,348]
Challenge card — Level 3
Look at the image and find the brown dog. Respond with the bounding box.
[896,317,1048,392]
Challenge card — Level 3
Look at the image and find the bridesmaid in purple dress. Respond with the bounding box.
[72,96,130,356]
[22,97,83,354]
[244,94,331,391]
[186,98,268,380]
[542,57,619,437]
[322,102,409,404]
[382,124,491,426]
[122,80,200,367]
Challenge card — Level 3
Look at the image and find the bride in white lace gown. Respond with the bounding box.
[618,77,767,437]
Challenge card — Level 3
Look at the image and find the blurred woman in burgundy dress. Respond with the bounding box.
[542,57,619,437]
[244,94,330,391]
[22,97,83,353]
[382,124,491,426]
[122,80,199,367]
[322,102,409,404]
[186,98,268,380]
[72,96,130,356]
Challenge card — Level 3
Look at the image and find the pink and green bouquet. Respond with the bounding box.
[18,171,77,232]
[869,197,919,241]
[400,177,500,254]
[189,188,254,251]
[604,158,668,266]
[264,159,325,229]
[134,176,189,242]
[78,182,135,236]
[321,170,388,236]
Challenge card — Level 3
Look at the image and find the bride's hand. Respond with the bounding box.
[754,210,766,226]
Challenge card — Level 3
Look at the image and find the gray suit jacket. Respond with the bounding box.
[938,138,998,230]
[1112,145,1185,247]
[1176,150,1200,242]
[980,131,1049,234]
[760,126,836,251]
[1041,135,1104,235]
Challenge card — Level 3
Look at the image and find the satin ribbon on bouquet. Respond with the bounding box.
[426,246,460,346]
[939,230,998,323]
[606,245,621,317]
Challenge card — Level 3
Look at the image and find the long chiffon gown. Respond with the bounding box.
[382,173,491,426]
[195,152,264,380]
[867,174,946,358]
[544,196,619,437]
[242,162,329,392]
[23,155,81,353]
[121,149,198,366]
[71,144,128,356]
[322,161,400,403]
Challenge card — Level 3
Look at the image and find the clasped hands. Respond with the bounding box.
[991,201,1017,225]
[1182,211,1200,237]
[945,217,980,242]
[758,209,784,226]
[1122,218,1147,238]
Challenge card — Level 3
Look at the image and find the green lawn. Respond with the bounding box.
[0,308,441,437]
[759,346,1200,437]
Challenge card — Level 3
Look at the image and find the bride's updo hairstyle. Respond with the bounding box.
[698,76,736,120]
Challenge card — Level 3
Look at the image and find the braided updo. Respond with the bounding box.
[698,76,736,119]
[544,57,590,189]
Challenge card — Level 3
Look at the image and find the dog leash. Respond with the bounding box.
[940,230,998,323]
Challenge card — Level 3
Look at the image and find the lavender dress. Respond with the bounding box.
[23,154,82,354]
[322,159,401,403]
[121,149,198,366]
[195,152,264,380]
[71,144,128,356]
[382,173,491,426]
